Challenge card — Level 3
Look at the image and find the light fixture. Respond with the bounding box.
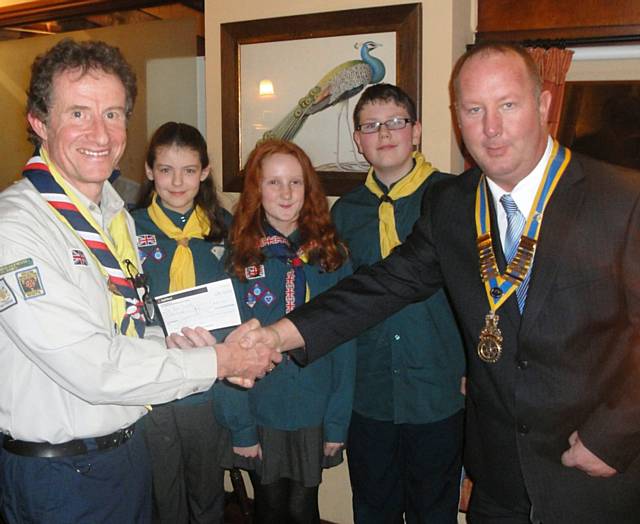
[259,79,274,97]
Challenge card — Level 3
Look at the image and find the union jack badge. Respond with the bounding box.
[70,248,88,266]
[137,234,157,247]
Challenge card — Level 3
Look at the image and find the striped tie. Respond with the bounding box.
[500,194,529,312]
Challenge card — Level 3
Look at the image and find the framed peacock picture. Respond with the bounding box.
[221,3,422,195]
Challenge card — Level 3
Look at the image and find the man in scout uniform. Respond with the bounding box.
[331,83,465,523]
[0,39,277,524]
[237,42,640,522]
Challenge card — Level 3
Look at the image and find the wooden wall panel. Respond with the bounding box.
[477,0,640,43]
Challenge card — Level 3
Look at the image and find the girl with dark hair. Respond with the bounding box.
[132,122,230,524]
[215,139,356,524]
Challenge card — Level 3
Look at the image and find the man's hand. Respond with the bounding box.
[233,443,262,460]
[215,339,280,387]
[323,442,343,457]
[237,318,304,354]
[561,430,617,477]
[239,324,283,352]
[221,319,283,388]
[166,326,216,348]
[226,318,262,343]
[165,325,280,388]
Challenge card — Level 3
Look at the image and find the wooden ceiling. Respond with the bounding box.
[0,0,203,41]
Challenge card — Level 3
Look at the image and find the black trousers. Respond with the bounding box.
[143,400,226,524]
[347,409,464,524]
[467,482,535,524]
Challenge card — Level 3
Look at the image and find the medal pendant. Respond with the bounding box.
[477,312,503,363]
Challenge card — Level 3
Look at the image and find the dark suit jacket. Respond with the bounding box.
[288,151,640,522]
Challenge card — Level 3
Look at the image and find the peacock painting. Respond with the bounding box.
[263,41,386,142]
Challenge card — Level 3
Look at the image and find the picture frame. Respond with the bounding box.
[220,3,422,195]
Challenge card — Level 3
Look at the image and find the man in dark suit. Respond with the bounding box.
[236,42,640,522]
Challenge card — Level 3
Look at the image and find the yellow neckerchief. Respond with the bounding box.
[40,149,141,338]
[147,193,210,292]
[364,151,437,258]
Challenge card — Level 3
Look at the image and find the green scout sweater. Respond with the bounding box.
[131,200,232,405]
[331,167,466,424]
[214,231,356,446]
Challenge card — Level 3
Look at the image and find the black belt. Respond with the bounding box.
[2,424,135,458]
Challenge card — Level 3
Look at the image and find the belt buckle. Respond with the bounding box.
[123,426,134,441]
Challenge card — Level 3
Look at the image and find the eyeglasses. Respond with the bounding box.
[123,259,155,323]
[355,117,414,134]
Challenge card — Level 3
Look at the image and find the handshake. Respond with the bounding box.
[167,318,302,387]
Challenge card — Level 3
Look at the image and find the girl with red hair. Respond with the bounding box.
[215,139,355,524]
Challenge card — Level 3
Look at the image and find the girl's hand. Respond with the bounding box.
[233,443,262,460]
[323,442,343,457]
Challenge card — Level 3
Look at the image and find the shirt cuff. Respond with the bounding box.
[173,346,218,398]
[232,426,259,447]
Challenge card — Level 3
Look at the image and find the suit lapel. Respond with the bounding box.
[519,158,586,338]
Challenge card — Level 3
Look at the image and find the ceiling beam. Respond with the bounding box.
[0,0,201,27]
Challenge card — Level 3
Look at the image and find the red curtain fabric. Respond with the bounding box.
[526,47,574,138]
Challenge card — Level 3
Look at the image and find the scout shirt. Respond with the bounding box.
[331,169,465,424]
[214,231,356,447]
[0,178,218,444]
[131,201,232,406]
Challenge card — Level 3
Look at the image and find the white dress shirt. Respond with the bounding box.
[486,137,553,253]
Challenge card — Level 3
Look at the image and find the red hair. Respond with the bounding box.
[230,139,347,280]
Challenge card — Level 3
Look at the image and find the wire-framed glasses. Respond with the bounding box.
[355,117,414,134]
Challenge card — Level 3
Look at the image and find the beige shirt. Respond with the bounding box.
[0,178,217,443]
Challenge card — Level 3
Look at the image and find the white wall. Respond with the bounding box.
[146,56,205,139]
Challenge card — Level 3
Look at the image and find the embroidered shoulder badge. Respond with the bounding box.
[0,278,17,311]
[70,248,88,266]
[211,245,226,261]
[245,282,276,308]
[245,265,266,280]
[0,258,34,276]
[16,267,46,299]
[262,291,275,305]
[151,247,165,262]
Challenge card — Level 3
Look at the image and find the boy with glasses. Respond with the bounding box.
[330,83,465,523]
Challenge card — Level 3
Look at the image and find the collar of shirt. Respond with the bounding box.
[69,181,126,241]
[486,136,553,249]
[157,198,194,227]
